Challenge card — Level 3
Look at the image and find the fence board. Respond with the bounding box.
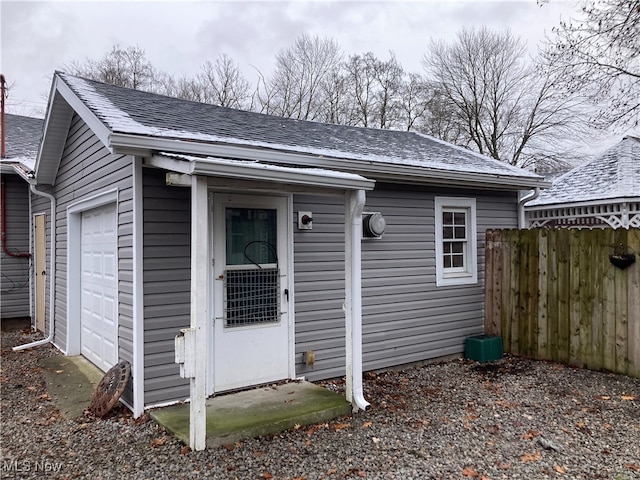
[537,229,549,360]
[485,227,639,379]
[627,228,640,378]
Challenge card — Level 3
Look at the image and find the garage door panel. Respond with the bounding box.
[80,203,118,372]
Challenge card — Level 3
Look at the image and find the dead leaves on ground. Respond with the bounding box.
[520,450,542,462]
[149,436,167,448]
[461,466,490,479]
[597,393,637,401]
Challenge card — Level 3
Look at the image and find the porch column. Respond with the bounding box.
[344,189,370,412]
[190,175,208,450]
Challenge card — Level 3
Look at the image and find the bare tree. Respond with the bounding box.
[424,27,585,169]
[199,54,251,109]
[371,52,404,129]
[318,69,351,125]
[255,33,343,121]
[343,52,377,127]
[66,44,158,91]
[344,52,405,129]
[542,0,640,129]
[416,87,466,144]
[398,72,432,131]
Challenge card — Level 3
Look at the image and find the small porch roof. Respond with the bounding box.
[147,152,376,191]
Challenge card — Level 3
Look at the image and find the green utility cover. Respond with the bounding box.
[465,335,503,363]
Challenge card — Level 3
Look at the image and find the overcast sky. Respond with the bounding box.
[2,0,578,118]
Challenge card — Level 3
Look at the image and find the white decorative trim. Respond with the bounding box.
[434,197,478,287]
[526,201,640,229]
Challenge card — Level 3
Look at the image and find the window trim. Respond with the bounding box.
[435,197,478,287]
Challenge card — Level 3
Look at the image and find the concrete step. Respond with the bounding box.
[150,381,352,448]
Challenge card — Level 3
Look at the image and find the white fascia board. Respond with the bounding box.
[34,74,111,185]
[54,76,112,149]
[111,133,548,190]
[150,153,376,191]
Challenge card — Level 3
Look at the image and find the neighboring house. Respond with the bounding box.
[11,72,548,419]
[526,136,640,229]
[1,113,44,323]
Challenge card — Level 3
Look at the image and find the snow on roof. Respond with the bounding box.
[59,73,543,183]
[527,136,640,207]
[2,113,44,171]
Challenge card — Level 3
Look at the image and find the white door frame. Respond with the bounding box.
[206,191,295,395]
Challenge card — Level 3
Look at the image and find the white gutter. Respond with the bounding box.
[13,185,56,351]
[344,189,370,412]
[518,187,540,229]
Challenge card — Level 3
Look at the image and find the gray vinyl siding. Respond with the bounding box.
[142,168,190,405]
[35,114,135,376]
[294,184,518,381]
[1,175,31,319]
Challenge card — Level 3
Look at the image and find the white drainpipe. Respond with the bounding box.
[13,185,56,351]
[344,189,370,412]
[518,187,540,229]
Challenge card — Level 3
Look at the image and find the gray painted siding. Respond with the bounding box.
[1,175,31,319]
[34,114,135,380]
[294,184,518,381]
[142,168,190,405]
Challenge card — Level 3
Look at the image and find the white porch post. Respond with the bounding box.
[190,175,208,450]
[344,190,370,412]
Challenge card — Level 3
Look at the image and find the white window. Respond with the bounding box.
[435,197,478,286]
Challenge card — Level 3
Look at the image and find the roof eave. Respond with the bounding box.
[111,133,547,190]
[526,196,640,210]
[34,73,111,185]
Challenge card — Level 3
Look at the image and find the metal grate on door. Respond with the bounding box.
[224,267,280,327]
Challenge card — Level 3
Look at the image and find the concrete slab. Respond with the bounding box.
[38,355,351,447]
[150,382,352,448]
[40,355,103,419]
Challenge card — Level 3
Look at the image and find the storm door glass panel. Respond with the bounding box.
[224,207,280,327]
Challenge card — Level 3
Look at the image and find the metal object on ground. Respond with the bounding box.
[88,360,131,418]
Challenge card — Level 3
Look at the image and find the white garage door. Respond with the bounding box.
[80,203,118,372]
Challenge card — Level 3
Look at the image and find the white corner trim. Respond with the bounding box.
[132,159,145,417]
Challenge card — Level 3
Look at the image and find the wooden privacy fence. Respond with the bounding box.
[484,228,640,379]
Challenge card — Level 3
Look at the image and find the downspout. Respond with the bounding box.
[518,187,540,229]
[1,73,6,158]
[13,185,56,351]
[1,180,32,258]
[344,189,370,411]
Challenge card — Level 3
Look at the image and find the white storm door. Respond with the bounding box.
[212,194,291,392]
[80,203,118,372]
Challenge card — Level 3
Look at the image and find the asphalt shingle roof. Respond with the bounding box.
[528,136,640,207]
[59,72,542,182]
[2,113,44,166]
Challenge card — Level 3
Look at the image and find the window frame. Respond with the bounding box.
[434,197,478,287]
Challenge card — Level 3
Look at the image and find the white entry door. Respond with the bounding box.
[212,194,291,392]
[80,204,118,372]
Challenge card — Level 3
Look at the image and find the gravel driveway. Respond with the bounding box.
[1,329,639,480]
